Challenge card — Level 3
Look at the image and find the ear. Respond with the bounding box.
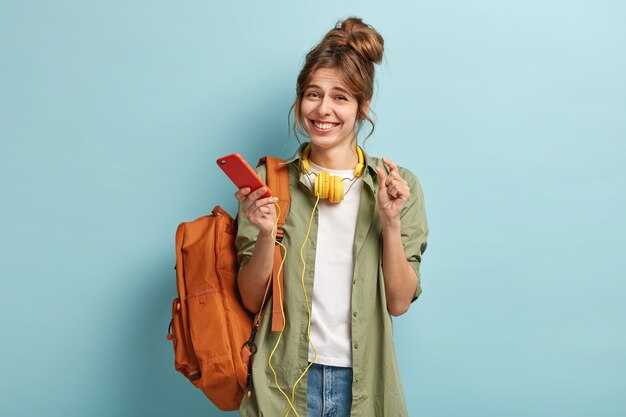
[360,99,371,119]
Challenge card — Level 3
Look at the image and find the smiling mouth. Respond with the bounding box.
[311,120,340,130]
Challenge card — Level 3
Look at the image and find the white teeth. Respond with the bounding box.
[313,121,336,129]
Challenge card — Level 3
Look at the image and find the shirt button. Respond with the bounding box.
[354,343,359,349]
[353,312,358,317]
[352,279,356,285]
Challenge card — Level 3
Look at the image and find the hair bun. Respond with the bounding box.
[323,17,384,64]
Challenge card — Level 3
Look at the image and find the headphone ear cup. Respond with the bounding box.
[302,143,363,204]
[329,175,344,204]
[354,162,364,178]
[313,172,345,203]
[315,171,330,200]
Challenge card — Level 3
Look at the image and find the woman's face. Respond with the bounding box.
[300,68,365,150]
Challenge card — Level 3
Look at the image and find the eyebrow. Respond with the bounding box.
[306,84,351,95]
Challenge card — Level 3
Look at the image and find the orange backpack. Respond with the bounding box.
[166,156,290,410]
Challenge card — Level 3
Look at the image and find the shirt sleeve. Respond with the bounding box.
[398,168,429,303]
[234,164,268,268]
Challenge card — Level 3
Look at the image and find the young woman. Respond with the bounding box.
[234,17,428,417]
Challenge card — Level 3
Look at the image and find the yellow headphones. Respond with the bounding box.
[301,143,365,204]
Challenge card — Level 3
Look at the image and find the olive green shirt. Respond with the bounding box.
[236,143,428,417]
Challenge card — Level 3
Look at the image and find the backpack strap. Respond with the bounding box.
[259,156,290,232]
[258,156,290,332]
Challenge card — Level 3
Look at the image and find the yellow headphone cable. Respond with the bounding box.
[262,143,364,415]
[265,198,320,417]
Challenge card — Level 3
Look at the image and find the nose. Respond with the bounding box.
[317,96,332,116]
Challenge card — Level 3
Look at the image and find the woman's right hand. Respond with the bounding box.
[235,187,279,236]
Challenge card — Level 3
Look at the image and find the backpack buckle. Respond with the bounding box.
[275,227,285,243]
[242,322,259,355]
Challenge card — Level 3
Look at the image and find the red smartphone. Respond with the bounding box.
[216,153,272,199]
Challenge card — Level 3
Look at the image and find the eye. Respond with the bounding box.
[306,91,320,98]
[336,95,347,100]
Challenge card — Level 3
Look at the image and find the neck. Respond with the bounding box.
[308,141,359,170]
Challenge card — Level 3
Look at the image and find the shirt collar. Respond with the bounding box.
[286,142,378,170]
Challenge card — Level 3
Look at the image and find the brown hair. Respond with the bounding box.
[288,17,384,143]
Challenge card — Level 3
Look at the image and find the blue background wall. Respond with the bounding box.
[1,1,624,416]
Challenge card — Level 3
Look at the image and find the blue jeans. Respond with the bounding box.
[306,362,353,417]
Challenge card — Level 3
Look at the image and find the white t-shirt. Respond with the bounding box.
[304,160,364,367]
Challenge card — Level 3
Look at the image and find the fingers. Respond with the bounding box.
[240,186,278,219]
[237,187,268,206]
[376,167,387,191]
[248,195,279,213]
[382,157,398,174]
[381,158,402,185]
[386,181,409,199]
[379,159,409,200]
[234,187,251,201]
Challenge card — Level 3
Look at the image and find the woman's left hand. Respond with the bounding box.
[376,158,410,224]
